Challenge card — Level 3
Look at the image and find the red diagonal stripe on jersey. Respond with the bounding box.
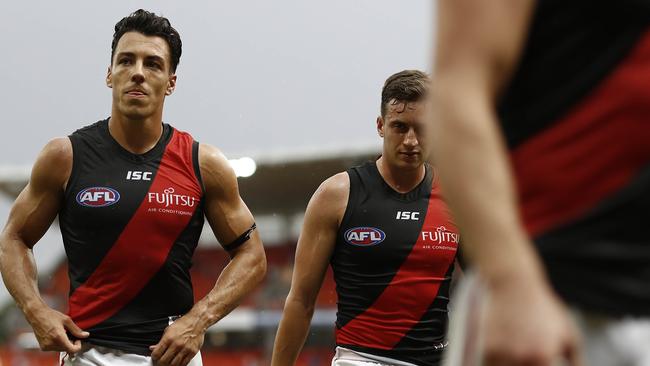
[68,130,202,330]
[513,28,650,236]
[336,185,458,349]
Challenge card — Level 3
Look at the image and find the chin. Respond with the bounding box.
[396,160,422,171]
[119,106,152,120]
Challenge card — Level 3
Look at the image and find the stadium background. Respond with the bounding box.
[0,0,431,364]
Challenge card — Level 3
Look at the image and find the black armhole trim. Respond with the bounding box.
[192,141,205,195]
[63,135,79,200]
[337,168,359,237]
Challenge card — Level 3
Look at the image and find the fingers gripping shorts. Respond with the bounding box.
[59,343,203,366]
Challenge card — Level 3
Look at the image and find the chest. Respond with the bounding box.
[337,192,459,270]
[63,151,202,233]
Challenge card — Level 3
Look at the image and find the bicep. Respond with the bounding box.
[203,186,256,250]
[2,139,70,248]
[3,185,61,248]
[288,176,347,305]
[200,144,256,249]
[289,211,337,305]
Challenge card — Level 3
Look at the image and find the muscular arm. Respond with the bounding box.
[0,138,88,352]
[151,144,266,366]
[271,173,349,366]
[431,1,581,365]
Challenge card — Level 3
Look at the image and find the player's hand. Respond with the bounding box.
[482,277,583,366]
[26,306,89,353]
[150,313,205,366]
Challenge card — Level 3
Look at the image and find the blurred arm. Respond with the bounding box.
[431,0,539,287]
[271,173,349,366]
[431,1,582,365]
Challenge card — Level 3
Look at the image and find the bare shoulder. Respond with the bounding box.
[197,143,237,194]
[31,137,73,189]
[39,137,72,165]
[313,172,349,203]
[307,172,350,227]
[198,143,231,175]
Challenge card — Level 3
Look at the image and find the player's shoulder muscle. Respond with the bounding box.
[31,137,72,192]
[306,172,350,229]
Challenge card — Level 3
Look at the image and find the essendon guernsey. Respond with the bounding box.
[59,119,204,354]
[332,161,459,366]
[498,0,650,315]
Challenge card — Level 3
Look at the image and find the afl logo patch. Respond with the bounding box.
[76,187,120,207]
[344,227,386,246]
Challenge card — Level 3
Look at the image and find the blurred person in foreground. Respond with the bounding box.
[430,1,650,365]
[272,70,461,366]
[0,9,266,366]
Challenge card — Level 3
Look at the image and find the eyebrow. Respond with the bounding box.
[115,52,166,64]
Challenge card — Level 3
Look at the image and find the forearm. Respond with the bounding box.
[187,245,266,330]
[431,89,546,285]
[0,236,47,318]
[271,295,316,366]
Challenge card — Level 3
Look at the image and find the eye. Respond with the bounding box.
[118,57,132,65]
[145,60,163,70]
[393,122,408,133]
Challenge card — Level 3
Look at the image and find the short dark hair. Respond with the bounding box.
[111,9,182,73]
[381,70,429,116]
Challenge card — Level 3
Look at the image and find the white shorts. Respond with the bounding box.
[573,310,650,366]
[331,347,417,366]
[59,343,203,366]
[444,272,650,366]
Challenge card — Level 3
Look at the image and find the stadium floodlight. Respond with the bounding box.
[228,157,257,178]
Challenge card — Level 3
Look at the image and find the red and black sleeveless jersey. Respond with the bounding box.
[59,118,204,354]
[332,161,459,366]
[499,0,650,315]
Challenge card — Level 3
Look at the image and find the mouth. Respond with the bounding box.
[125,89,147,97]
[399,151,422,161]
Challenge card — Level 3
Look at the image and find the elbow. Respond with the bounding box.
[285,292,316,317]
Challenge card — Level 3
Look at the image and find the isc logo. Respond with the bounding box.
[344,227,386,246]
[76,187,120,207]
[126,171,152,181]
[396,211,419,220]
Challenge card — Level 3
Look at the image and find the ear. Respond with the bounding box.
[166,74,177,96]
[106,66,113,88]
[376,116,385,138]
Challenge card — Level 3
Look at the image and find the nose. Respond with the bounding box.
[403,128,419,148]
[131,60,145,84]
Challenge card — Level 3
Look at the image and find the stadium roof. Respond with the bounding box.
[0,145,380,216]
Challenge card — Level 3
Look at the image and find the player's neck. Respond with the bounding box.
[376,157,425,194]
[108,114,164,155]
